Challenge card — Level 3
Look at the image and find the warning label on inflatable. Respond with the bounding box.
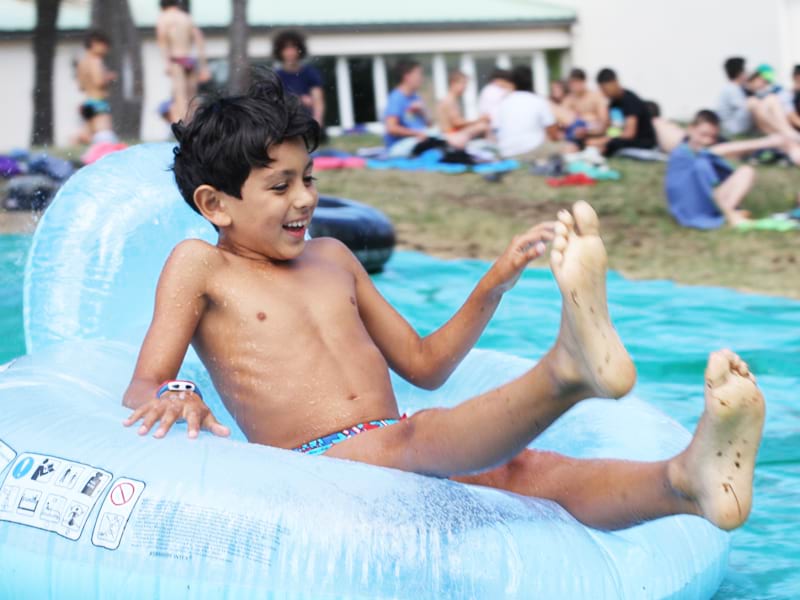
[0,453,112,541]
[0,439,15,474]
[92,478,145,550]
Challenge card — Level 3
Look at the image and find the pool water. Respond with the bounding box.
[2,242,799,598]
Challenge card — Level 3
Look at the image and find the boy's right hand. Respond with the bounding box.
[123,392,231,440]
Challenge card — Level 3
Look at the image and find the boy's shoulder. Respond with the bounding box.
[167,238,224,269]
[305,237,361,271]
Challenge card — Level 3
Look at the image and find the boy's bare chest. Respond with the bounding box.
[205,263,359,331]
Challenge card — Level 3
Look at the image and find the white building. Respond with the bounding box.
[1,0,799,150]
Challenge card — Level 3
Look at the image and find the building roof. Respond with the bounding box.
[0,0,575,34]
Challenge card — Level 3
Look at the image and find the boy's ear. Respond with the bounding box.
[193,185,233,229]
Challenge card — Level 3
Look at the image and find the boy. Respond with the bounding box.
[718,57,800,141]
[156,0,210,123]
[561,68,609,148]
[495,67,560,159]
[436,71,490,148]
[75,30,117,144]
[273,30,325,127]
[592,68,657,157]
[666,109,800,228]
[124,73,764,532]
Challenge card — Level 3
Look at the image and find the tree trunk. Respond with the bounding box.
[91,0,144,139]
[228,0,250,94]
[31,0,62,147]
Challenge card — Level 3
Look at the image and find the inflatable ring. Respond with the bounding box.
[310,196,395,274]
[1,144,729,598]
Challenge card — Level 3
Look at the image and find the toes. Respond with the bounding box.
[705,351,731,387]
[572,201,599,236]
[550,249,564,269]
[557,209,574,231]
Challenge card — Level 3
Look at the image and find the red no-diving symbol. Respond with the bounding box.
[110,482,135,506]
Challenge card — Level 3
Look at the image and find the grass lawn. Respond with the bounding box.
[1,136,798,297]
[322,135,800,298]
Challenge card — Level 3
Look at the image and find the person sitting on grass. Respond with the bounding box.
[436,71,491,148]
[383,60,437,156]
[477,69,514,131]
[123,71,765,535]
[717,57,800,142]
[496,66,560,159]
[560,68,609,150]
[590,68,657,157]
[789,64,800,132]
[665,109,800,228]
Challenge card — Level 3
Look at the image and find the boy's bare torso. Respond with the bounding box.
[77,54,107,99]
[157,9,194,57]
[564,90,607,123]
[188,238,399,448]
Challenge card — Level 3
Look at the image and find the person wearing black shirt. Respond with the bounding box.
[592,68,657,157]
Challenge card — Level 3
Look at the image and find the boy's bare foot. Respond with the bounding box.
[548,201,636,398]
[668,350,765,530]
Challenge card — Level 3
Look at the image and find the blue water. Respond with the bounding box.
[2,242,798,598]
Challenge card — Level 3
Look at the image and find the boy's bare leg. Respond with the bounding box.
[712,166,756,225]
[328,201,636,476]
[748,96,800,142]
[653,117,685,154]
[170,64,189,122]
[456,350,764,530]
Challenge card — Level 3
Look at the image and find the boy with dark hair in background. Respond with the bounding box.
[75,30,117,144]
[591,68,656,157]
[273,30,325,127]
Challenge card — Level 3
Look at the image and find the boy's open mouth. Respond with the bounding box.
[282,219,309,239]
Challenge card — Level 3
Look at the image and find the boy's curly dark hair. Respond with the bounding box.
[171,69,320,225]
[272,30,308,62]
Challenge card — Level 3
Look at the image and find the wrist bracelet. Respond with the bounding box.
[156,380,203,400]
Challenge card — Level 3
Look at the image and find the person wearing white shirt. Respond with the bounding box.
[496,66,560,158]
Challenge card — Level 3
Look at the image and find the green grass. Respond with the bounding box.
[320,135,800,298]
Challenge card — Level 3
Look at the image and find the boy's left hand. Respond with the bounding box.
[487,222,556,293]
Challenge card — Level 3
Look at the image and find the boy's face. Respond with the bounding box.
[281,44,300,64]
[404,66,424,91]
[567,77,586,94]
[90,41,109,57]
[687,122,718,149]
[451,76,467,95]
[599,81,620,99]
[217,137,318,262]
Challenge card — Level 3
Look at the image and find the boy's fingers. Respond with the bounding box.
[137,409,163,436]
[123,405,147,426]
[203,414,231,438]
[153,407,181,439]
[185,411,201,439]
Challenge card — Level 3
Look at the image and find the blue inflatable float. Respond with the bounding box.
[0,144,729,598]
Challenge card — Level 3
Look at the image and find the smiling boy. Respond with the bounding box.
[124,72,765,532]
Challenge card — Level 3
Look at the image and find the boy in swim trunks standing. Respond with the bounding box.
[75,30,117,144]
[156,0,210,123]
[124,70,765,533]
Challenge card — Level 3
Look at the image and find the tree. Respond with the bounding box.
[228,0,250,94]
[91,0,144,139]
[31,0,62,146]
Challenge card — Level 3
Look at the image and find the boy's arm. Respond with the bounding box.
[192,25,210,81]
[156,17,171,71]
[123,240,229,439]
[341,222,554,390]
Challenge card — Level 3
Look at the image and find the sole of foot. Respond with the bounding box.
[669,349,766,531]
[549,201,636,399]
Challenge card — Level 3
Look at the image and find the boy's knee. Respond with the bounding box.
[739,164,757,182]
